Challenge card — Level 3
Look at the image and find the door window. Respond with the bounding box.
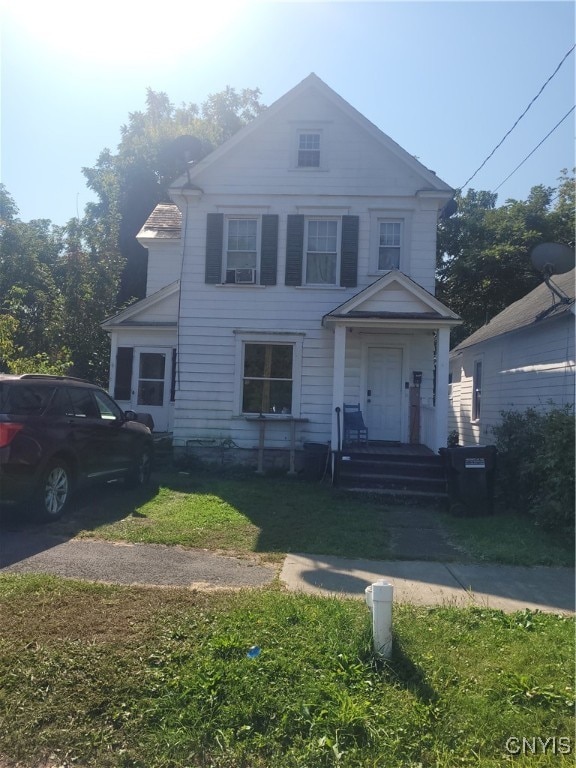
[137,352,166,406]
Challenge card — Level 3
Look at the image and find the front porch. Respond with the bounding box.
[334,441,448,502]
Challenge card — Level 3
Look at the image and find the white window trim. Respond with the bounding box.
[223,215,260,283]
[233,332,304,417]
[369,211,412,274]
[304,216,341,286]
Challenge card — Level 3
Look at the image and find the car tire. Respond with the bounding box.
[126,449,152,488]
[36,459,72,520]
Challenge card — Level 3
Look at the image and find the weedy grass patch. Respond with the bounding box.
[0,575,573,768]
[442,512,574,567]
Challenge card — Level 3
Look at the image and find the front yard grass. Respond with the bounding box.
[50,470,395,563]
[38,468,575,567]
[0,575,573,768]
[442,511,574,567]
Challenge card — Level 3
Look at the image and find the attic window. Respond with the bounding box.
[297,132,320,167]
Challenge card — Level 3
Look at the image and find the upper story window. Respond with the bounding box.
[369,212,411,274]
[225,217,258,283]
[378,221,402,270]
[226,218,258,270]
[298,132,321,167]
[305,219,339,285]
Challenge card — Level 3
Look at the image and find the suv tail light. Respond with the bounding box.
[0,423,24,448]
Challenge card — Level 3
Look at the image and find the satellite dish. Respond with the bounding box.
[530,242,574,276]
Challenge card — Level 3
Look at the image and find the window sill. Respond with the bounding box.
[215,283,267,288]
[294,285,348,290]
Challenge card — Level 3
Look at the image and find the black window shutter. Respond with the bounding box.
[340,215,359,288]
[260,214,279,285]
[170,348,177,402]
[285,214,304,286]
[114,347,133,400]
[205,213,224,284]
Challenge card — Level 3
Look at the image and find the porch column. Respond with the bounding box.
[331,324,347,450]
[433,326,450,452]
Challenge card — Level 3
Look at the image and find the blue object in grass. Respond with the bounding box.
[247,645,261,659]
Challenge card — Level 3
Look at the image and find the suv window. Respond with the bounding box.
[93,390,123,421]
[0,384,55,415]
[67,387,99,419]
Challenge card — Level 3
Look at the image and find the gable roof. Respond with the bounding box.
[170,73,453,195]
[323,270,461,329]
[452,268,576,353]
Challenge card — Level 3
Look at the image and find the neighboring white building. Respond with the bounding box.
[448,268,575,446]
[103,74,460,464]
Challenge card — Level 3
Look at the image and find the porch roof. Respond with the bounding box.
[322,270,461,329]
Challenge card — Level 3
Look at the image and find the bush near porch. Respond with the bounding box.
[492,406,575,533]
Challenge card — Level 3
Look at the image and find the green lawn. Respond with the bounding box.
[442,511,574,567]
[39,468,574,567]
[51,470,395,563]
[0,575,573,768]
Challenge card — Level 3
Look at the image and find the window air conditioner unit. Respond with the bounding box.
[226,268,256,284]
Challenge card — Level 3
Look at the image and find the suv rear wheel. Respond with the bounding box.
[36,459,72,520]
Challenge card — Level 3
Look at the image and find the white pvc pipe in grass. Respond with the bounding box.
[365,579,394,659]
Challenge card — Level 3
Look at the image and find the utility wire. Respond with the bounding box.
[493,105,575,193]
[459,44,575,191]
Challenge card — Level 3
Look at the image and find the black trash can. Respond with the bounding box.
[439,446,497,516]
[302,442,330,481]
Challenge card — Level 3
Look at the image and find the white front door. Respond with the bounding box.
[131,347,172,432]
[366,347,403,442]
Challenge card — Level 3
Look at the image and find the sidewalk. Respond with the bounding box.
[280,554,575,614]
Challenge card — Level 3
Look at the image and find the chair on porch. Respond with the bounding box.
[343,403,368,446]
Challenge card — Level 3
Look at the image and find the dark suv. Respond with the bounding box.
[0,374,154,520]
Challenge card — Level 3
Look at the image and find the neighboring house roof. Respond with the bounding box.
[137,203,182,241]
[169,73,453,196]
[452,268,576,353]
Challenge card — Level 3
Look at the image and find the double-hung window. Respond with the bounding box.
[305,219,338,285]
[378,221,402,270]
[242,343,294,414]
[226,218,258,272]
[297,132,320,168]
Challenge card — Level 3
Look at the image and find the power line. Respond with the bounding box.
[493,105,575,193]
[459,44,575,191]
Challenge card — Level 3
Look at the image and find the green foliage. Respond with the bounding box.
[438,170,575,346]
[492,406,575,531]
[83,86,265,302]
[0,579,573,767]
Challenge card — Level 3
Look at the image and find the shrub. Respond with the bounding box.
[492,405,575,531]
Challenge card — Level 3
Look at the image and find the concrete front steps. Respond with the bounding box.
[336,448,448,503]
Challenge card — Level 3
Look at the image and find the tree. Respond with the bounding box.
[437,170,575,346]
[83,86,265,302]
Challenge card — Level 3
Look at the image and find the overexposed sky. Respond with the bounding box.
[2,0,574,223]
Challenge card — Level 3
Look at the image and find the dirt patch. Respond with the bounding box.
[0,584,215,646]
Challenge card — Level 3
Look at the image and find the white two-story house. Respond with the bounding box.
[102,74,460,467]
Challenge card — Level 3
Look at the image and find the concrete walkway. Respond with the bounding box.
[280,554,575,614]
